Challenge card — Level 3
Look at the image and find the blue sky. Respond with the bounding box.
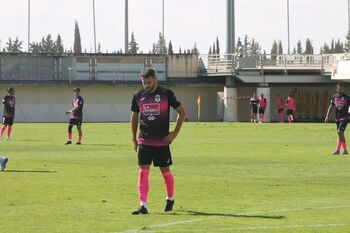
[0,0,349,54]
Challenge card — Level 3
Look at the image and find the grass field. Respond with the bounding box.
[0,122,350,233]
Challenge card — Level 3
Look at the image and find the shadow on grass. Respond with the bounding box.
[170,210,285,220]
[4,170,57,173]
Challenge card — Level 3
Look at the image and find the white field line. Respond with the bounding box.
[140,223,348,232]
[115,205,350,233]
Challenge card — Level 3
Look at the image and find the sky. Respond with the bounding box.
[0,0,349,54]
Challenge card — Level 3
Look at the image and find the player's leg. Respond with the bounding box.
[155,146,174,212]
[65,123,74,145]
[76,123,82,145]
[132,145,152,215]
[334,122,342,154]
[6,118,14,140]
[0,124,7,140]
[339,122,348,154]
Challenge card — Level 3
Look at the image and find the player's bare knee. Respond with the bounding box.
[68,125,73,132]
[160,167,170,173]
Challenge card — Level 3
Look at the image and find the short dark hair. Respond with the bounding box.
[7,87,14,93]
[336,83,344,87]
[141,68,156,79]
[74,87,81,93]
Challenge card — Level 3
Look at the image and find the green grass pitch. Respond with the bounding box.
[0,122,349,233]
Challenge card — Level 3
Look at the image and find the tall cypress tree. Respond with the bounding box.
[271,40,278,61]
[216,37,220,55]
[296,40,303,54]
[168,41,173,55]
[56,34,64,53]
[74,20,82,53]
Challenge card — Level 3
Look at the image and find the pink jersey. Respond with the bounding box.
[276,97,284,110]
[286,97,295,110]
[258,96,266,109]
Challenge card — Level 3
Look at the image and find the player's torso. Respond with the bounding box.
[333,94,350,119]
[72,97,83,118]
[276,98,283,109]
[286,98,295,109]
[3,96,15,116]
[136,87,171,146]
[258,97,266,108]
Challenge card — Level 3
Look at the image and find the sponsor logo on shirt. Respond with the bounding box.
[143,103,160,116]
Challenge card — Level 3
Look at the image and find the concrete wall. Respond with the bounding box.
[167,54,198,78]
[0,84,222,123]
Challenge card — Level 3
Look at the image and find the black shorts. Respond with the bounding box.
[278,109,284,113]
[69,118,83,125]
[251,106,258,114]
[336,121,348,132]
[287,109,294,115]
[258,108,265,114]
[2,116,14,125]
[137,144,172,167]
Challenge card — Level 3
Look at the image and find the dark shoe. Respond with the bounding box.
[76,142,81,145]
[333,150,340,155]
[132,206,148,215]
[343,151,348,155]
[164,199,174,212]
[1,157,8,171]
[65,141,72,145]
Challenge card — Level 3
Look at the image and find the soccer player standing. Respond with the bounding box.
[258,93,266,123]
[325,84,349,155]
[1,87,16,140]
[276,94,284,123]
[65,88,84,145]
[130,68,185,215]
[285,94,296,123]
[249,93,258,123]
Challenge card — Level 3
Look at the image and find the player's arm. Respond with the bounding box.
[325,103,333,123]
[163,105,185,144]
[130,111,139,152]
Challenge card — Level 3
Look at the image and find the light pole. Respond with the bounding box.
[125,0,128,53]
[92,0,97,53]
[162,0,164,39]
[287,0,290,54]
[348,0,350,50]
[28,0,31,52]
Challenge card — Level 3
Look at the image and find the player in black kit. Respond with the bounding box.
[1,87,16,141]
[325,83,350,155]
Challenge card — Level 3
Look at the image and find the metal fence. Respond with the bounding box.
[0,53,167,82]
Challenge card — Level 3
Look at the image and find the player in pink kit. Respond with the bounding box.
[325,84,349,155]
[130,68,185,215]
[1,87,16,140]
[276,94,284,123]
[285,94,295,123]
[65,88,84,145]
[258,93,267,123]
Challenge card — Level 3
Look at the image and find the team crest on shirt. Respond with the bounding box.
[155,95,161,103]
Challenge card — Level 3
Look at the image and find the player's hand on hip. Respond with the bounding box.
[65,111,72,115]
[163,131,177,144]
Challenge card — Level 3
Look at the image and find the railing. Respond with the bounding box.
[199,53,347,75]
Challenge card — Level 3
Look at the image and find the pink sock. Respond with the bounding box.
[337,140,342,151]
[291,115,294,122]
[162,171,174,200]
[1,125,7,137]
[278,113,283,122]
[68,132,72,141]
[138,168,150,204]
[78,135,82,142]
[7,125,12,138]
[288,116,291,123]
[342,141,348,151]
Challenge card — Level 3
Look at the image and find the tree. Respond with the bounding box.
[270,40,278,61]
[296,40,303,54]
[345,31,350,52]
[6,37,23,52]
[322,43,331,54]
[97,42,102,53]
[128,32,139,54]
[56,34,64,53]
[191,43,199,55]
[334,39,344,53]
[277,40,283,54]
[29,41,42,53]
[74,20,82,53]
[249,38,261,55]
[179,46,182,54]
[208,46,212,54]
[42,34,55,53]
[152,32,167,54]
[216,37,220,55]
[330,39,335,53]
[168,41,173,54]
[293,47,296,54]
[304,38,314,54]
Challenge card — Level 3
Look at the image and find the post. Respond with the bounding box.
[28,0,31,52]
[287,0,290,55]
[125,0,129,53]
[92,0,97,53]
